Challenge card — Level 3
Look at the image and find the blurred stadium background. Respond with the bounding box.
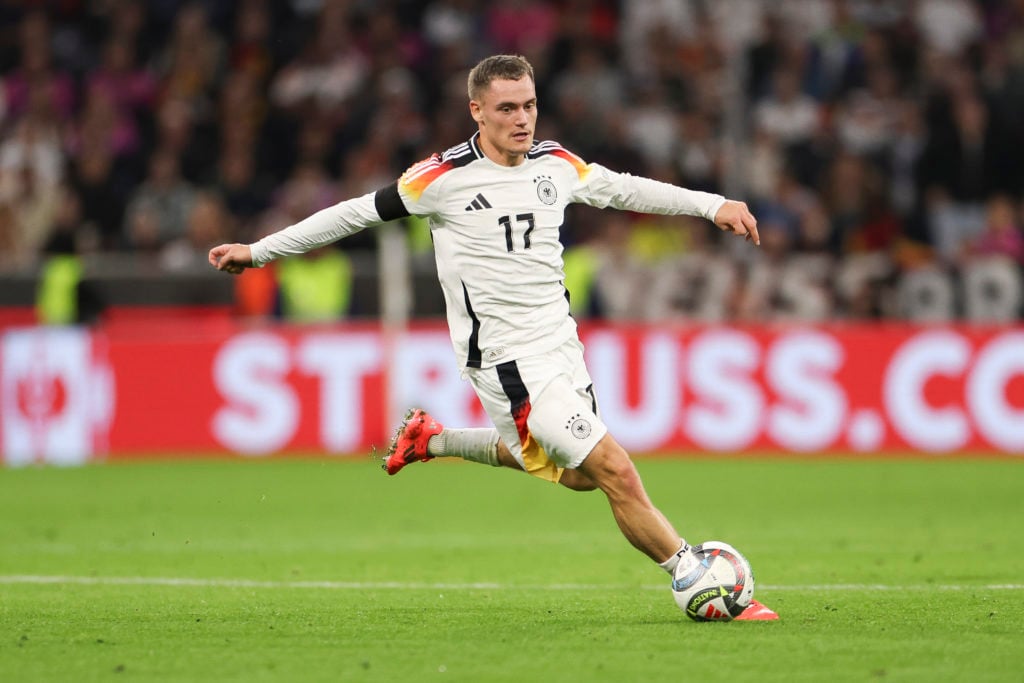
[1,0,1023,464]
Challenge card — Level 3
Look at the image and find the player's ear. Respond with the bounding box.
[469,100,483,123]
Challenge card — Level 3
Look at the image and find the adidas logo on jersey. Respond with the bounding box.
[464,193,492,211]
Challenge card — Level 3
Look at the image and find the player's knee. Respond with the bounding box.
[580,438,643,498]
[607,456,644,497]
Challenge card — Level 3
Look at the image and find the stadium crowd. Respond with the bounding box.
[1,0,1023,322]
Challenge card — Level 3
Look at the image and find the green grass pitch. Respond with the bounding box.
[1,456,1022,682]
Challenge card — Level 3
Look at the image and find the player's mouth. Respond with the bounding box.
[512,131,531,143]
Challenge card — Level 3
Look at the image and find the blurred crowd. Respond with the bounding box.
[1,0,1023,322]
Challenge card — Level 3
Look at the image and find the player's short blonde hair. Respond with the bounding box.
[467,54,535,101]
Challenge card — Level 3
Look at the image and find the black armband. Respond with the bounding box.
[374,182,411,222]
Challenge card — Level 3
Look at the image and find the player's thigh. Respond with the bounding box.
[465,340,607,478]
[525,373,608,470]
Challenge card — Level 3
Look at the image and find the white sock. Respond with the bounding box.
[657,541,692,575]
[427,428,501,467]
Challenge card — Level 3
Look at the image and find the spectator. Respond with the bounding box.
[554,40,623,114]
[123,148,197,250]
[914,0,982,56]
[620,0,696,80]
[0,0,1018,325]
[85,37,158,125]
[834,65,901,156]
[157,2,225,118]
[823,152,902,255]
[276,248,354,322]
[210,145,271,224]
[106,0,153,63]
[920,93,1018,260]
[622,81,679,170]
[0,115,63,266]
[229,0,277,84]
[0,202,17,269]
[563,212,649,321]
[485,0,559,55]
[969,194,1024,264]
[67,85,141,162]
[270,5,369,116]
[674,110,721,192]
[921,93,1017,203]
[35,186,87,325]
[746,127,785,202]
[272,162,340,228]
[1,12,76,126]
[754,67,822,149]
[160,191,231,272]
[366,67,430,166]
[0,113,63,196]
[41,184,88,257]
[154,96,217,183]
[888,98,927,216]
[70,139,127,248]
[421,0,479,58]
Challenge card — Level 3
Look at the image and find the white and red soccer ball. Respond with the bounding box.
[671,541,755,621]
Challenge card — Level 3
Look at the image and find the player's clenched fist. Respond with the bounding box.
[208,243,253,275]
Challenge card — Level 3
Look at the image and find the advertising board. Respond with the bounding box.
[2,323,1021,464]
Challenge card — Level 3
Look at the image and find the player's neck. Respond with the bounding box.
[477,131,526,167]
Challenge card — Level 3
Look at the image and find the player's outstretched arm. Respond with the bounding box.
[713,200,760,246]
[208,243,253,275]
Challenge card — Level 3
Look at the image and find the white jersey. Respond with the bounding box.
[250,133,726,369]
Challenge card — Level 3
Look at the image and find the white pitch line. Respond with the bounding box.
[1,575,1022,592]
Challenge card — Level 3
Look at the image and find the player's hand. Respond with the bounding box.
[208,243,253,275]
[713,200,759,246]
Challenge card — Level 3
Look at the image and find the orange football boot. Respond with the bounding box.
[382,409,444,475]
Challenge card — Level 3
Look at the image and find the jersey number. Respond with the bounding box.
[499,213,535,252]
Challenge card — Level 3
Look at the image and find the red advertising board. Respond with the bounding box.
[2,322,1022,464]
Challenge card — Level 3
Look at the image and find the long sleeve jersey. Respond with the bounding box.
[251,133,726,369]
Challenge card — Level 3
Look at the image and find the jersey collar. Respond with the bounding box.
[469,131,542,166]
[469,132,485,159]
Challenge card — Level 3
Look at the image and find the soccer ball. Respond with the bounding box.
[671,541,755,621]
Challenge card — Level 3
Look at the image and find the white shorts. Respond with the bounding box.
[465,337,608,483]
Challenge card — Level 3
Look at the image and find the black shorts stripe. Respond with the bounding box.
[585,383,597,414]
[462,282,482,368]
[497,360,532,446]
[496,360,529,410]
[374,182,410,221]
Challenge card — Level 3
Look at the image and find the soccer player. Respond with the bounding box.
[209,54,759,578]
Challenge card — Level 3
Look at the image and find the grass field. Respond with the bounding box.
[1,456,1022,682]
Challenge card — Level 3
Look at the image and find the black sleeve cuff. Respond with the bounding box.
[374,182,411,222]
